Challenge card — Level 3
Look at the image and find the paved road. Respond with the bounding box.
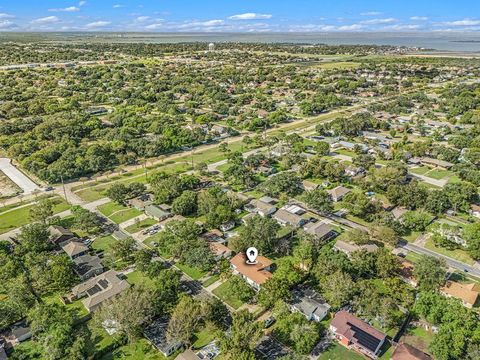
[400,241,480,277]
[0,158,41,194]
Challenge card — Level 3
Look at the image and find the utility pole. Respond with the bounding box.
[60,174,68,204]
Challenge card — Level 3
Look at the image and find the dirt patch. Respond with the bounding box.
[0,170,21,198]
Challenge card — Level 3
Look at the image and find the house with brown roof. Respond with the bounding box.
[330,310,386,359]
[327,186,351,202]
[48,225,75,245]
[441,281,480,308]
[70,270,130,312]
[391,343,432,360]
[420,157,453,170]
[61,240,89,260]
[209,242,232,260]
[334,240,378,258]
[230,253,273,291]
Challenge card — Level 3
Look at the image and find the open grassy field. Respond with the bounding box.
[318,343,364,360]
[97,201,142,224]
[0,196,70,234]
[175,263,207,280]
[100,339,172,360]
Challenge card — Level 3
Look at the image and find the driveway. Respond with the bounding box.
[0,158,41,194]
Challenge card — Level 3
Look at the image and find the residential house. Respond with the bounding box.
[73,254,104,281]
[330,311,386,359]
[48,225,75,245]
[201,229,224,243]
[470,204,480,219]
[219,220,235,232]
[392,207,408,220]
[145,204,171,221]
[230,253,273,291]
[288,287,331,322]
[270,144,290,158]
[420,157,453,170]
[327,186,351,202]
[334,240,378,258]
[283,204,306,215]
[127,194,153,211]
[259,196,277,205]
[144,316,183,357]
[209,242,233,260]
[391,343,432,360]
[398,260,418,288]
[245,199,277,217]
[273,209,306,228]
[303,222,336,241]
[175,349,200,360]
[302,180,319,192]
[441,281,480,309]
[70,270,130,312]
[61,240,89,260]
[345,166,365,178]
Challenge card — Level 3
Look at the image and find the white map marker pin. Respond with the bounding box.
[246,247,258,264]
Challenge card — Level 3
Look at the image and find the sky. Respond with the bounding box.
[1,0,480,33]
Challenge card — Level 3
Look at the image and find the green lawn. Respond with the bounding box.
[0,196,70,234]
[92,235,117,254]
[126,270,156,289]
[125,218,157,234]
[402,325,434,354]
[98,201,129,217]
[100,339,173,360]
[318,343,364,360]
[202,274,220,287]
[192,327,216,349]
[175,263,207,280]
[425,169,452,180]
[212,278,245,309]
[424,237,475,265]
[410,166,430,175]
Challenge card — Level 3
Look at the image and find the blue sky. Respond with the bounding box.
[1,0,480,32]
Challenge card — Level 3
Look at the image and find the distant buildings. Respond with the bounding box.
[327,186,351,202]
[330,311,386,358]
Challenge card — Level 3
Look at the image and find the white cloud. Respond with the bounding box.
[135,16,150,22]
[384,24,421,30]
[49,6,80,12]
[228,13,272,20]
[31,16,59,24]
[145,23,163,30]
[85,20,111,28]
[410,16,428,21]
[113,4,124,8]
[288,23,364,32]
[442,19,480,26]
[360,11,382,16]
[79,1,86,6]
[0,13,15,19]
[0,20,18,29]
[361,18,397,25]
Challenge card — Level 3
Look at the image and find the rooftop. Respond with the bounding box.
[230,252,273,286]
[441,281,480,307]
[392,343,432,360]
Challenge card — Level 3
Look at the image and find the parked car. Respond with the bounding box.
[264,317,276,328]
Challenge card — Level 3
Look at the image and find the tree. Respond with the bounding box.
[258,277,292,309]
[464,223,480,260]
[217,310,262,360]
[346,228,370,245]
[376,248,401,278]
[71,206,102,234]
[28,303,77,360]
[260,172,303,197]
[343,191,375,218]
[17,223,50,254]
[134,249,154,272]
[371,225,398,246]
[29,199,54,224]
[314,141,330,156]
[106,183,130,204]
[167,296,204,345]
[111,237,137,265]
[321,271,356,309]
[93,286,154,343]
[304,188,333,213]
[414,255,447,291]
[151,269,182,314]
[237,215,280,254]
[172,190,197,215]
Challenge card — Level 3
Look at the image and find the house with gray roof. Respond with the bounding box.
[73,254,104,281]
[144,316,183,357]
[61,240,89,260]
[288,286,331,322]
[145,204,171,221]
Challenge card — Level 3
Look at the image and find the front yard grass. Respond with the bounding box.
[202,274,220,287]
[110,208,143,224]
[212,277,246,309]
[175,263,207,280]
[98,201,128,217]
[424,237,475,265]
[318,343,364,360]
[125,218,157,234]
[100,338,173,360]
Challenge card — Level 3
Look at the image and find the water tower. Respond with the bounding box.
[208,42,215,51]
